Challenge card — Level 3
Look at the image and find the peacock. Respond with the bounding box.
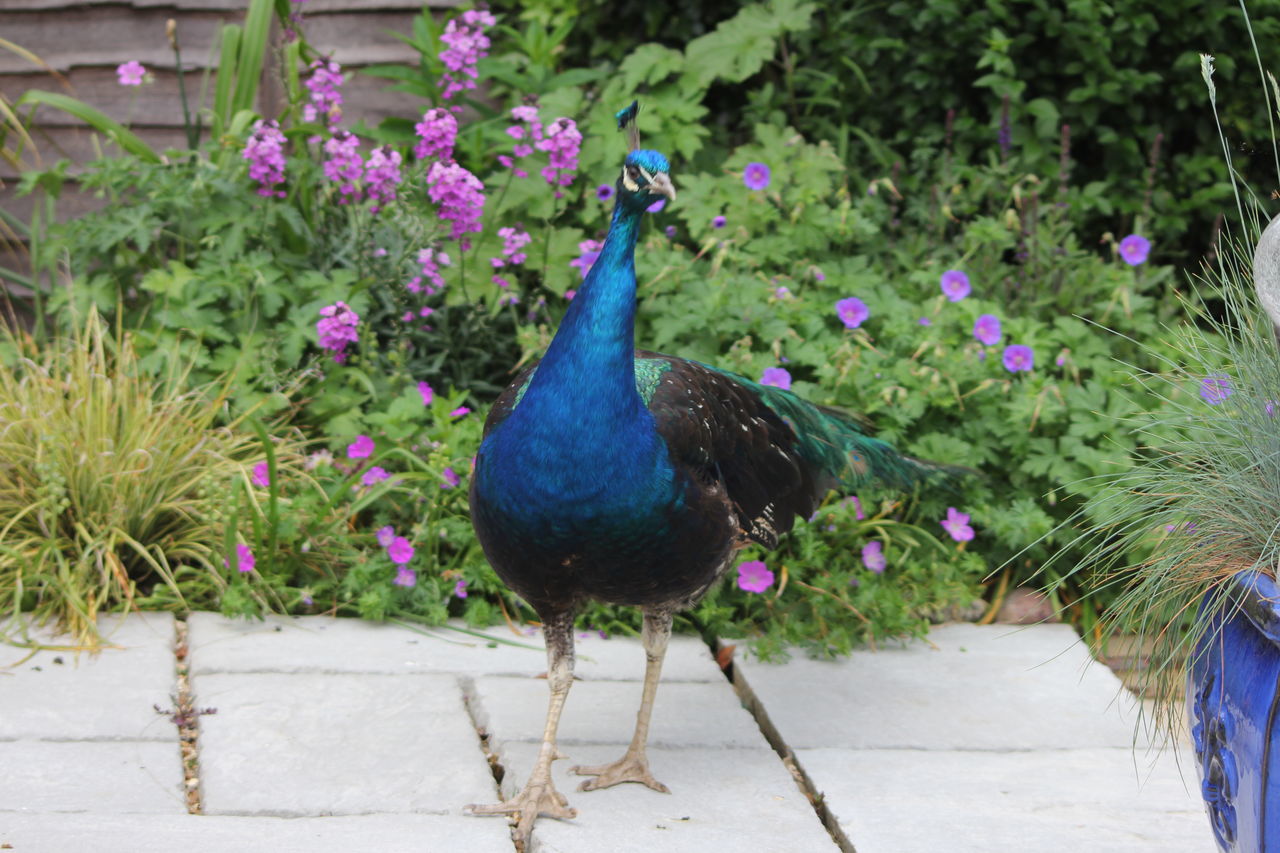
[467,102,963,845]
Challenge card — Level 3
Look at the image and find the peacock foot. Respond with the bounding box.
[571,752,670,793]
[467,778,577,848]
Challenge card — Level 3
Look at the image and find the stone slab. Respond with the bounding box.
[0,813,514,853]
[732,623,1148,750]
[798,746,1212,852]
[196,671,497,816]
[187,613,722,682]
[472,676,762,749]
[490,742,838,853]
[0,740,186,814]
[0,613,176,741]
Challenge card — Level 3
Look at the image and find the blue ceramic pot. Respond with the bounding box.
[1189,569,1280,851]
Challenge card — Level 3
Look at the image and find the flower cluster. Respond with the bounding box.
[537,117,583,194]
[303,59,344,133]
[410,248,450,295]
[1200,372,1232,405]
[363,146,402,213]
[413,108,458,162]
[243,119,288,198]
[376,525,416,585]
[491,226,532,288]
[438,8,497,101]
[316,301,360,362]
[323,131,364,202]
[500,105,542,177]
[425,161,486,246]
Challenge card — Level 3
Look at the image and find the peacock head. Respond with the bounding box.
[616,149,676,212]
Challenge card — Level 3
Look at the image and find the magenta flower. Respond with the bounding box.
[425,161,486,246]
[496,226,532,265]
[1200,373,1232,405]
[376,525,396,547]
[441,467,460,488]
[940,270,971,302]
[322,131,364,202]
[116,60,146,86]
[413,107,458,162]
[251,462,271,488]
[388,536,415,565]
[760,367,792,390]
[596,184,615,201]
[363,145,402,214]
[974,314,1002,346]
[712,215,727,229]
[224,543,255,573]
[302,59,344,132]
[393,567,417,587]
[836,297,870,329]
[1002,344,1034,373]
[242,119,288,198]
[647,198,666,213]
[361,466,390,486]
[412,248,450,295]
[570,239,604,279]
[438,8,497,100]
[1118,234,1151,266]
[842,495,865,520]
[450,406,471,418]
[919,317,932,326]
[347,435,374,459]
[316,301,359,362]
[536,117,583,192]
[861,541,886,573]
[940,507,975,542]
[736,559,775,593]
[743,162,771,191]
[418,381,434,406]
[454,578,469,598]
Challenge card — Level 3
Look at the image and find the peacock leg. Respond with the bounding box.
[572,608,672,793]
[467,610,578,846]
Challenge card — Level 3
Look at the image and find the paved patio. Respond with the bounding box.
[0,613,1212,852]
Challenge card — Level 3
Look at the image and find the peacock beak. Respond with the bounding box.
[649,172,677,201]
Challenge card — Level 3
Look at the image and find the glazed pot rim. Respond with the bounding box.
[1223,569,1280,644]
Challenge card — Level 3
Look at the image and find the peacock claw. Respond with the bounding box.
[572,754,670,793]
[467,779,578,848]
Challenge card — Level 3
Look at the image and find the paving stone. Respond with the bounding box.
[187,613,721,682]
[472,676,762,749]
[196,671,497,816]
[0,812,516,853]
[0,740,185,814]
[798,746,1212,853]
[732,623,1147,750]
[0,613,176,741]
[488,742,838,853]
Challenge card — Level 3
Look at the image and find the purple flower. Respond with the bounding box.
[940,269,971,302]
[251,462,271,488]
[323,131,364,202]
[224,543,255,573]
[242,119,288,198]
[393,567,417,587]
[1200,373,1232,405]
[496,226,532,265]
[861,541,886,573]
[647,198,666,213]
[712,215,727,229]
[388,536,415,565]
[413,108,457,162]
[116,60,146,86]
[569,238,604,279]
[973,314,1002,346]
[918,317,932,326]
[1002,344,1034,373]
[836,297,870,329]
[347,435,374,459]
[842,495,865,520]
[1267,400,1277,417]
[418,381,434,406]
[363,145,402,214]
[425,161,486,246]
[302,59,344,132]
[665,225,677,239]
[1118,234,1151,266]
[743,162,771,191]
[441,467,460,489]
[438,8,497,100]
[454,578,469,598]
[736,559,774,593]
[376,526,395,547]
[317,301,359,362]
[450,406,471,418]
[596,184,615,201]
[536,117,583,191]
[361,466,390,486]
[413,248,450,295]
[940,507,975,542]
[760,366,792,390]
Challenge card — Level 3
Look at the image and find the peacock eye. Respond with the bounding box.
[625,165,641,182]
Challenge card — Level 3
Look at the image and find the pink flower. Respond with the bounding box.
[835,297,869,329]
[743,162,771,191]
[224,543,255,573]
[323,131,364,202]
[388,536,415,565]
[376,525,396,547]
[450,406,471,418]
[1001,344,1034,373]
[302,59,344,132]
[361,466,389,486]
[760,367,792,390]
[441,467,460,488]
[940,270,971,302]
[363,145,402,214]
[861,541,886,573]
[393,567,417,587]
[570,239,603,279]
[413,248,450,295]
[842,495,865,520]
[347,435,374,459]
[251,462,271,488]
[1118,234,1151,266]
[242,119,288,198]
[454,578,468,598]
[438,8,497,100]
[940,507,975,542]
[973,314,1002,346]
[116,60,146,86]
[413,107,458,161]
[316,301,359,362]
[418,381,434,406]
[536,117,583,191]
[736,559,774,593]
[425,161,486,246]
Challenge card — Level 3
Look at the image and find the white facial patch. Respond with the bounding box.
[621,167,639,192]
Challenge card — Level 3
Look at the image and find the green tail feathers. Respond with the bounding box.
[715,366,970,493]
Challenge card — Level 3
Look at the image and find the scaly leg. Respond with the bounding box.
[572,608,672,793]
[468,610,578,847]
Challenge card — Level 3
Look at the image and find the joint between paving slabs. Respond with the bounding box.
[710,638,858,853]
[459,675,525,851]
[163,614,209,815]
